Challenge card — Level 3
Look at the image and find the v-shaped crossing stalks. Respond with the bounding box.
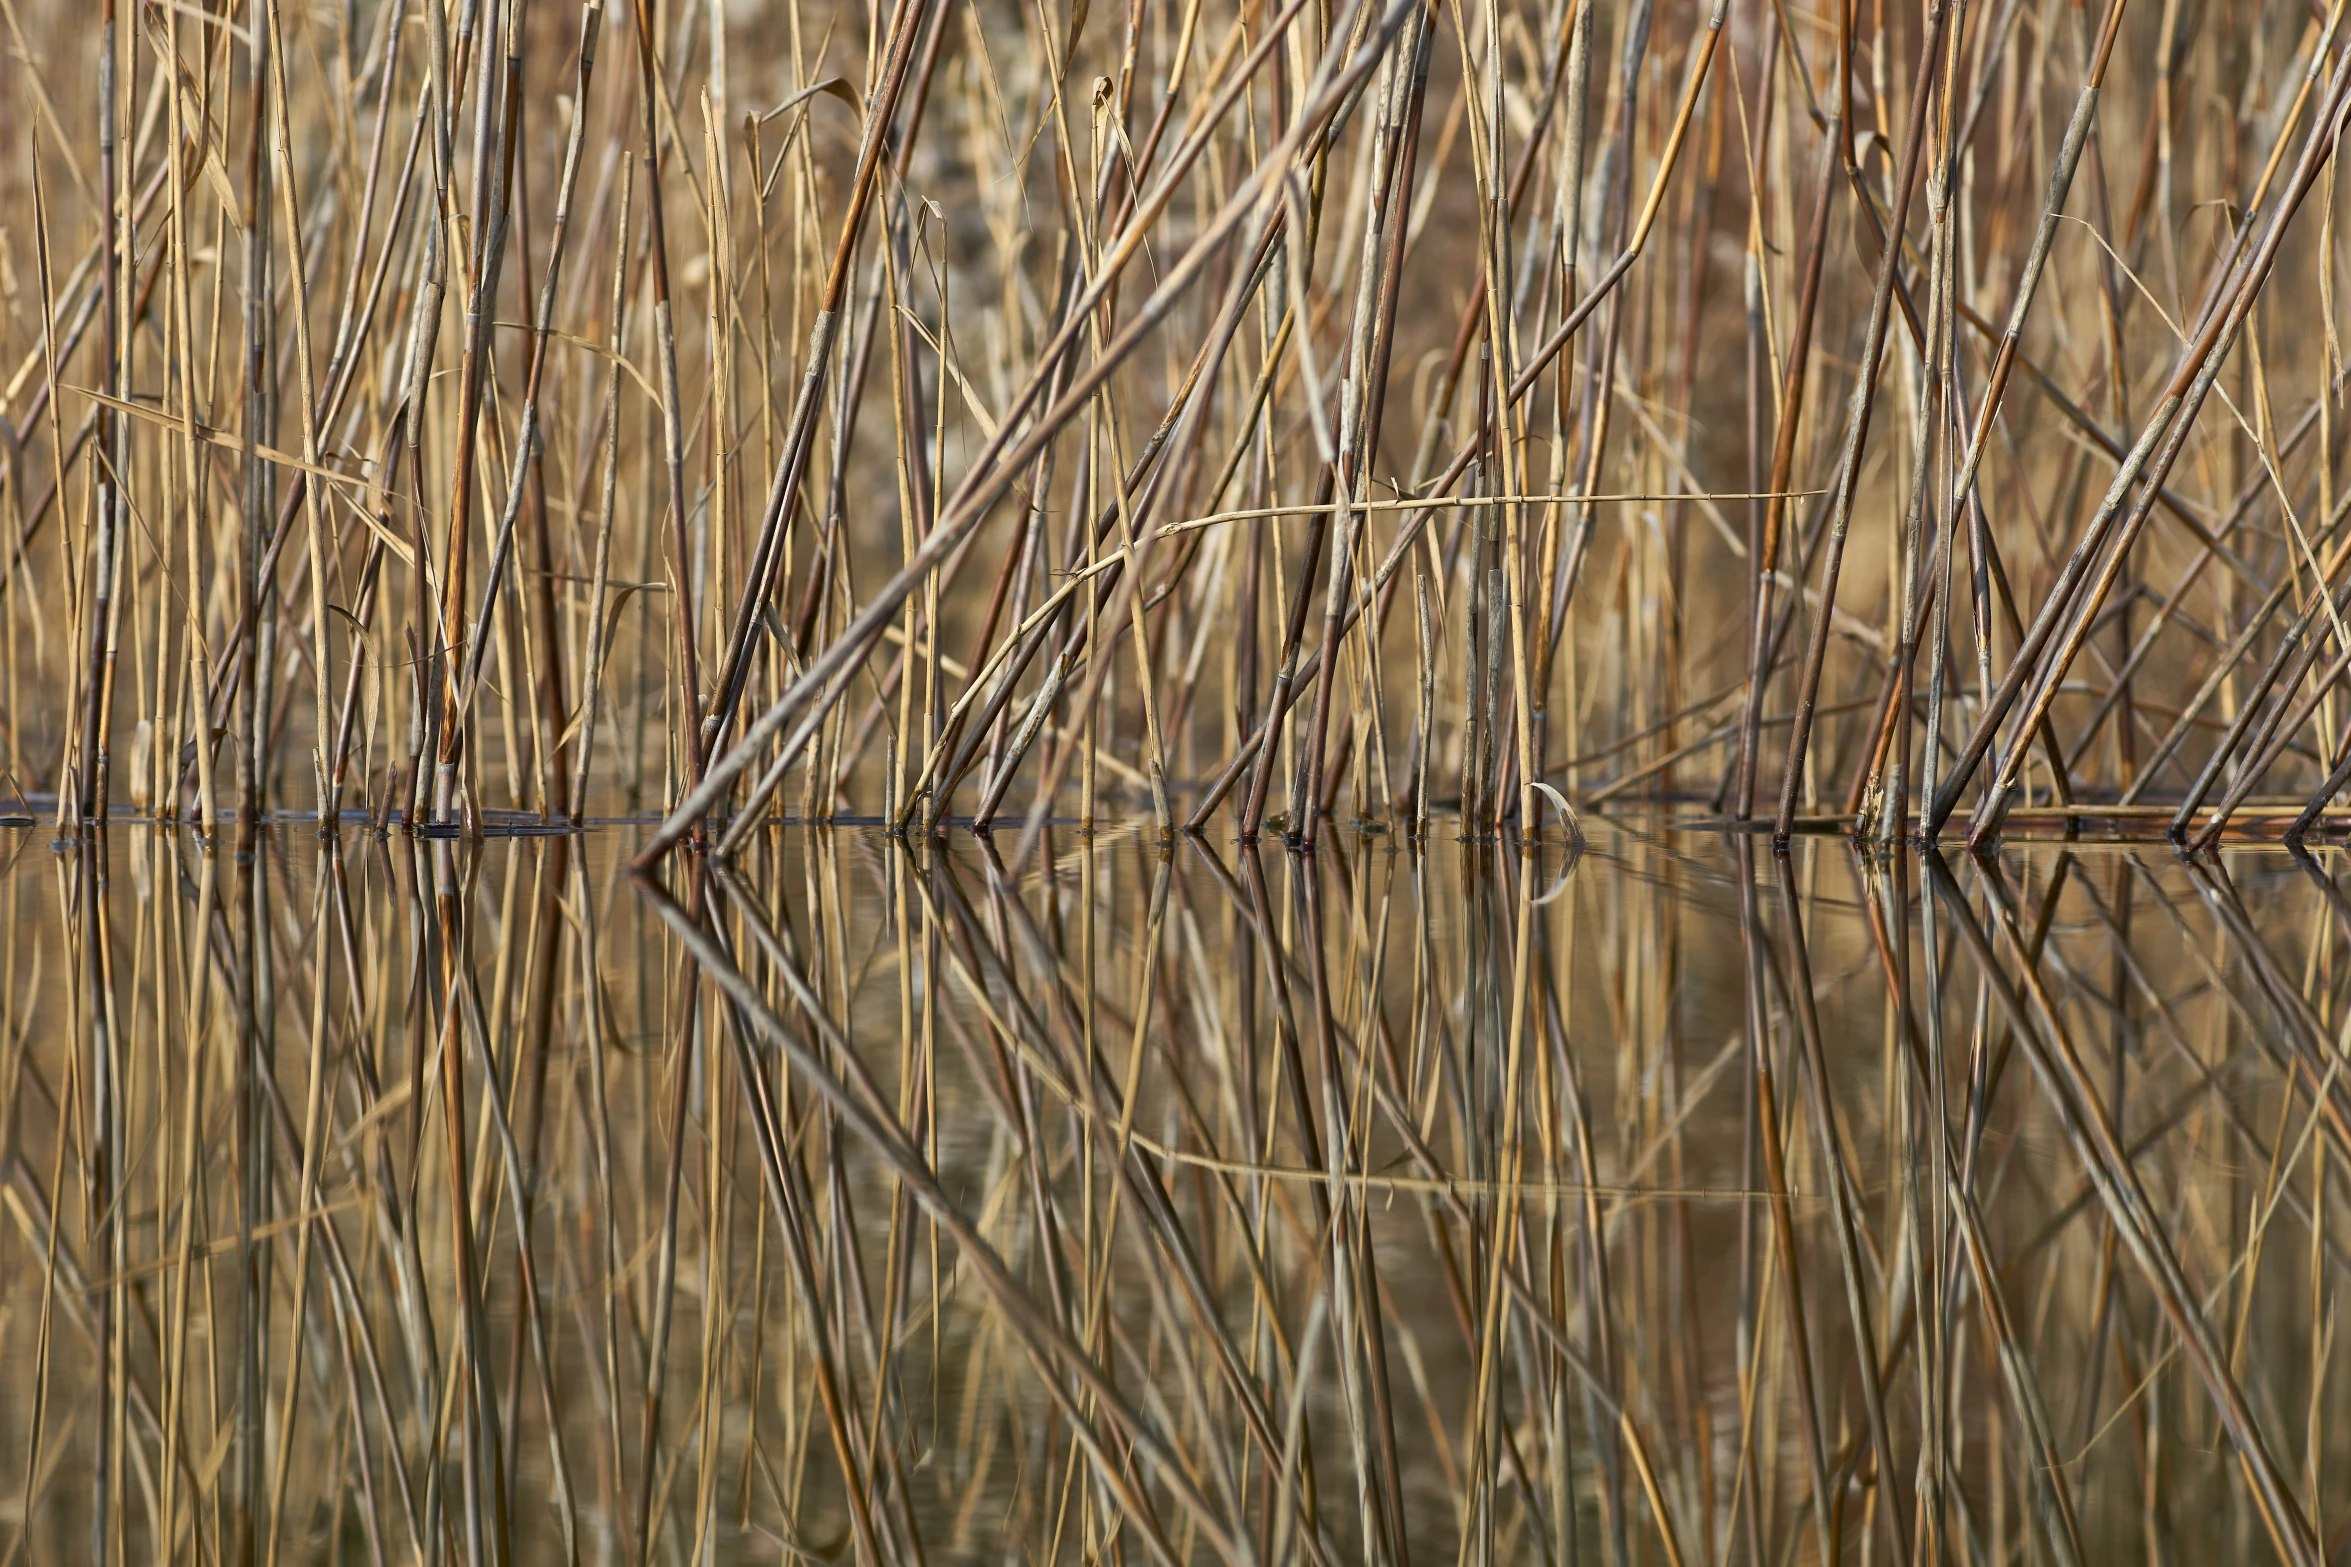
[632,0,1353,869]
[1925,4,2351,845]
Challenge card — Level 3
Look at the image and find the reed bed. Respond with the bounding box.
[7,823,2351,1564]
[14,0,2351,1560]
[8,0,2351,848]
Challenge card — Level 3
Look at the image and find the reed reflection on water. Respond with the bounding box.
[3,819,2348,1565]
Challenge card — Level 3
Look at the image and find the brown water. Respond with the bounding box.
[2,817,2346,1565]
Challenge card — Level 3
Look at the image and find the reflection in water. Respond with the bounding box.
[2,821,2346,1564]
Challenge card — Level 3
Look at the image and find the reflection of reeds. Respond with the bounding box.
[8,825,2351,1562]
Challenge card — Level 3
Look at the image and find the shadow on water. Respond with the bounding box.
[5,817,2350,1564]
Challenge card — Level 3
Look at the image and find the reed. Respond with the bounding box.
[12,0,2351,848]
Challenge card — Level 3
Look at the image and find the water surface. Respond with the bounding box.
[2,818,2344,1564]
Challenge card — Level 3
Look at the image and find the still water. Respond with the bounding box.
[1,818,2344,1564]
